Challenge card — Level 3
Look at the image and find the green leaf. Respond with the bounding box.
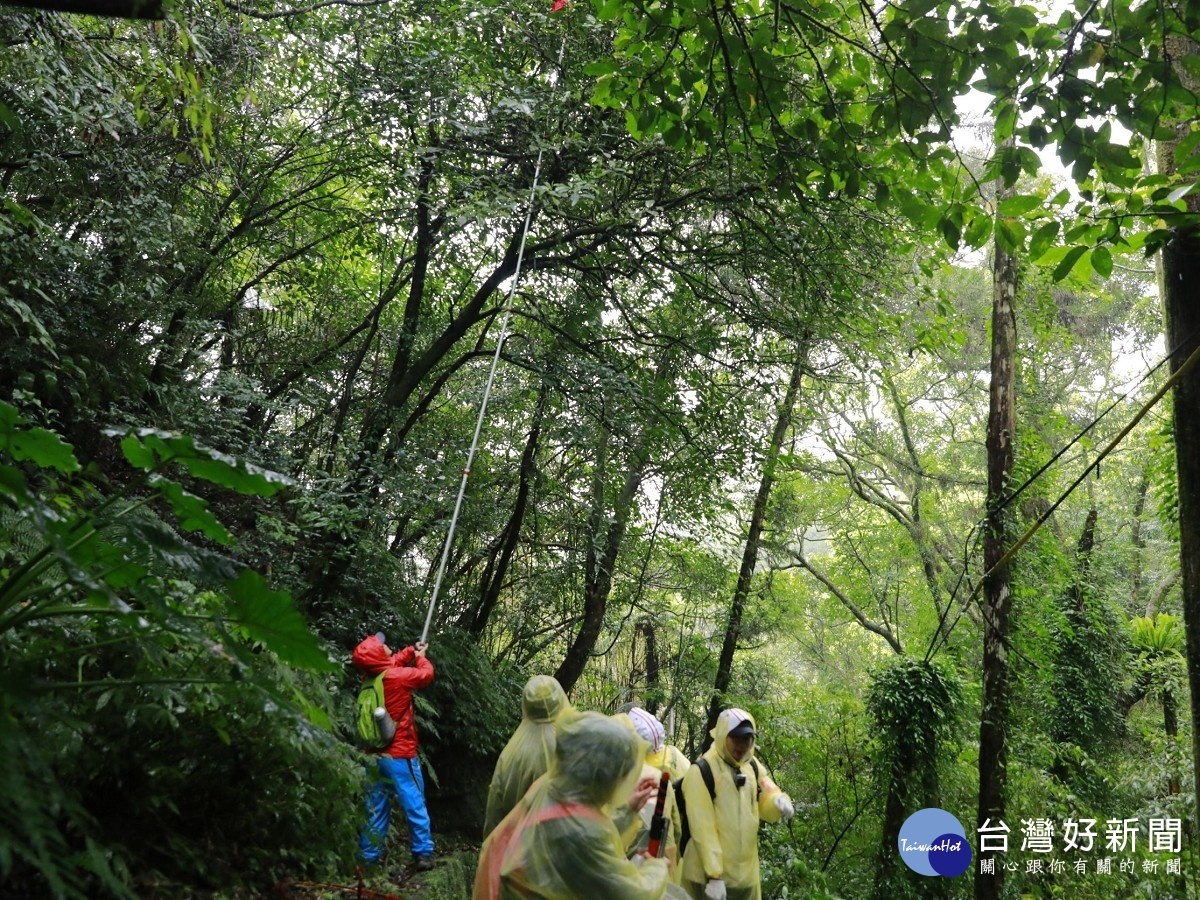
[176,454,291,497]
[1090,246,1113,278]
[595,0,623,19]
[995,217,1025,253]
[225,570,336,671]
[583,60,619,77]
[964,210,993,247]
[1003,5,1039,27]
[0,463,29,501]
[1095,141,1141,171]
[1052,245,1088,282]
[896,190,940,228]
[997,194,1043,216]
[115,429,292,497]
[1174,130,1200,165]
[624,108,641,138]
[7,428,80,474]
[0,405,79,474]
[123,518,240,584]
[120,434,156,470]
[940,215,961,250]
[0,100,20,132]
[1029,221,1060,261]
[147,474,233,544]
[1141,228,1173,256]
[994,102,1017,143]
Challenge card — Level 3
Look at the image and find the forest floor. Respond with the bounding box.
[272,836,478,900]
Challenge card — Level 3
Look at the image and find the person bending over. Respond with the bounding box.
[475,711,670,900]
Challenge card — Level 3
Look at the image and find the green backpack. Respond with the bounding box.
[355,672,395,751]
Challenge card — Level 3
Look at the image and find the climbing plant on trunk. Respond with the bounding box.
[868,656,962,900]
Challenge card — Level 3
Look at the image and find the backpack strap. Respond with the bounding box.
[529,801,601,825]
[701,755,762,798]
[697,757,716,799]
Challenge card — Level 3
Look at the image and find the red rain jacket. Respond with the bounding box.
[352,634,435,759]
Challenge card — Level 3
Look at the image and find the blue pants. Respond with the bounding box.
[358,755,434,862]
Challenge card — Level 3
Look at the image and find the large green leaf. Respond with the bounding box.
[225,570,336,671]
[146,474,233,545]
[111,429,292,496]
[0,403,79,474]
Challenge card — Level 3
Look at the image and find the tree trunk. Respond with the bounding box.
[555,348,678,694]
[1164,228,1200,811]
[1072,507,1097,610]
[1131,470,1149,611]
[299,223,528,607]
[1159,24,1200,828]
[704,349,807,741]
[976,182,1018,900]
[637,620,662,713]
[1165,687,1181,795]
[554,459,647,693]
[468,385,547,635]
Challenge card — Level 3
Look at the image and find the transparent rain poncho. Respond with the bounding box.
[484,675,572,837]
[611,712,681,879]
[474,711,670,900]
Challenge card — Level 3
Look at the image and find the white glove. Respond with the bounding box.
[704,879,727,900]
[774,794,795,821]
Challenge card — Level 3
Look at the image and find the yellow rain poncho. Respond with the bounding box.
[648,744,691,783]
[474,711,670,900]
[679,709,791,900]
[616,710,682,878]
[484,675,571,837]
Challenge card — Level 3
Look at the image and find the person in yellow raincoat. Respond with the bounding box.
[483,675,571,837]
[679,708,794,900]
[626,707,691,784]
[474,711,670,900]
[612,712,680,875]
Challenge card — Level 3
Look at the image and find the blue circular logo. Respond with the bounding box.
[898,808,972,877]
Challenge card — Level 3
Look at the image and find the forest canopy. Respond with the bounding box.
[1,0,1198,897]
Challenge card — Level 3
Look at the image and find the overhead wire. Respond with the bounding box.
[922,329,1200,663]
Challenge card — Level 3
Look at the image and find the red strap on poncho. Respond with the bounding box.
[475,801,603,900]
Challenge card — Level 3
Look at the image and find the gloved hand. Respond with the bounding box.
[705,879,727,900]
[774,794,795,820]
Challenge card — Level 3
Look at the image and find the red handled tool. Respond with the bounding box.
[646,771,671,858]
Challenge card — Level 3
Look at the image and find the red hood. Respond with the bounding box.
[352,634,392,673]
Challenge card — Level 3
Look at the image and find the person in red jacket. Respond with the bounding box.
[353,632,436,870]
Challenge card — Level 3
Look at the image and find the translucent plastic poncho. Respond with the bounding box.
[474,711,670,900]
[647,744,691,783]
[611,713,680,872]
[484,675,571,837]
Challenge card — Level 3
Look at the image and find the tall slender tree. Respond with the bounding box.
[705,347,808,738]
[977,168,1018,900]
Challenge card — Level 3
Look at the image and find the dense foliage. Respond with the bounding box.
[1,0,1197,897]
